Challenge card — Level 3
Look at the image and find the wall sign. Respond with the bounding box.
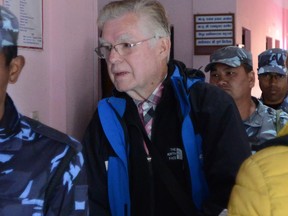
[2,0,43,49]
[194,14,235,55]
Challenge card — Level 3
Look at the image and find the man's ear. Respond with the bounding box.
[159,37,171,60]
[8,55,25,84]
[248,70,255,88]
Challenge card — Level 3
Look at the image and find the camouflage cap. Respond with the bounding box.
[257,48,287,75]
[0,6,19,49]
[204,46,253,72]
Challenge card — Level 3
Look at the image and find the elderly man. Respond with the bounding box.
[83,1,251,216]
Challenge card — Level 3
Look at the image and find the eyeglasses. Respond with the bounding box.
[259,73,287,81]
[95,36,156,59]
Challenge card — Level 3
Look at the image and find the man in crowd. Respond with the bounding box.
[205,46,288,152]
[258,48,288,112]
[83,1,251,216]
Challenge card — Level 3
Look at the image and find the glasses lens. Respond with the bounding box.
[115,43,132,56]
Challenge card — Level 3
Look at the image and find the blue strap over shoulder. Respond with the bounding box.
[171,66,208,210]
[98,97,130,216]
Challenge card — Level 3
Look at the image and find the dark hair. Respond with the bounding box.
[2,46,17,66]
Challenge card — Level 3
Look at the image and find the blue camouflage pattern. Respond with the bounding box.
[257,48,287,75]
[0,94,88,216]
[0,6,18,48]
[278,94,288,113]
[259,94,288,114]
[244,97,288,153]
[204,46,253,72]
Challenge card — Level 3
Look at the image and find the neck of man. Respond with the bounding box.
[236,96,256,121]
[128,70,167,101]
[262,96,284,108]
[263,101,282,110]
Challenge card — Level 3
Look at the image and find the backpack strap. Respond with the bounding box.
[98,97,131,216]
[170,66,208,210]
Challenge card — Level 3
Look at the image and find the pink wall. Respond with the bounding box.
[191,0,236,82]
[236,0,285,97]
[8,0,99,140]
[164,0,287,97]
[6,0,288,140]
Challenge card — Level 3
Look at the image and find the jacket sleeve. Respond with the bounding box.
[82,111,111,216]
[190,83,251,215]
[46,150,89,216]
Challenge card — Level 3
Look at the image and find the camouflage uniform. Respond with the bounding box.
[259,94,288,113]
[245,97,288,152]
[0,95,88,216]
[278,95,288,113]
[205,47,288,153]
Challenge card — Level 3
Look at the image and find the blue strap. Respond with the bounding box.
[98,97,130,216]
[171,66,208,210]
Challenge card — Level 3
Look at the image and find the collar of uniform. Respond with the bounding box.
[279,94,288,113]
[243,97,262,127]
[0,94,22,145]
[243,97,274,127]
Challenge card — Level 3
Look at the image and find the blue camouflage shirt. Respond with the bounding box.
[259,94,288,113]
[0,94,88,216]
[279,95,288,113]
[244,97,288,152]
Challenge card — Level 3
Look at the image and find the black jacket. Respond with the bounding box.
[83,60,251,216]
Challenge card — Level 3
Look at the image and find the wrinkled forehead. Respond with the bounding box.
[99,34,132,45]
[99,14,149,43]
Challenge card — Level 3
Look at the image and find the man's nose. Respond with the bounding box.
[107,48,123,63]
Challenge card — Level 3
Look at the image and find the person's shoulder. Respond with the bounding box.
[256,99,276,115]
[248,145,288,170]
[283,94,288,102]
[21,115,81,152]
[258,100,288,118]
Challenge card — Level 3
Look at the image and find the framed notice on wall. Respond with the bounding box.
[194,13,235,55]
[1,0,43,49]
